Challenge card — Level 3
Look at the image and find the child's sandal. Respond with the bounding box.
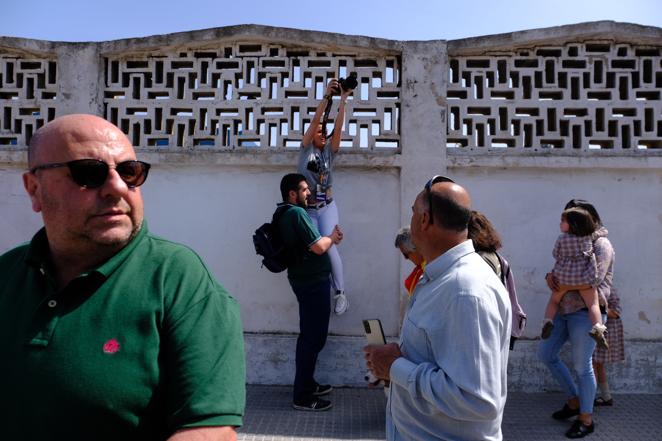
[594,397,614,406]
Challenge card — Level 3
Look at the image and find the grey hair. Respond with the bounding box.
[394,226,416,252]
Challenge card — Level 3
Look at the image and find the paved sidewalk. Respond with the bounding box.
[239,385,661,440]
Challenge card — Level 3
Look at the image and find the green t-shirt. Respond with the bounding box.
[277,203,331,287]
[0,222,245,441]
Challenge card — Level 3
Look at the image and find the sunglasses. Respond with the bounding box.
[30,159,151,189]
[424,175,455,224]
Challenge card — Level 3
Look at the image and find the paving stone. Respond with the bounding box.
[239,385,662,440]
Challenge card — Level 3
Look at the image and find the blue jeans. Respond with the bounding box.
[291,278,331,402]
[307,201,344,292]
[538,309,603,414]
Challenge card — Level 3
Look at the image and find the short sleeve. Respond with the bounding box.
[161,249,246,433]
[552,235,562,260]
[293,208,322,247]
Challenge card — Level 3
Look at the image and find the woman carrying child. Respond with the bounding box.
[538,199,615,439]
[541,207,608,350]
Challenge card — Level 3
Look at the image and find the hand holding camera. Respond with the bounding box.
[325,73,358,98]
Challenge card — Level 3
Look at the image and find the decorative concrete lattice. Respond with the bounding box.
[447,42,662,151]
[103,44,401,151]
[0,55,57,146]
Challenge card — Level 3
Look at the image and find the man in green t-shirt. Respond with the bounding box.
[277,173,343,412]
[0,114,245,441]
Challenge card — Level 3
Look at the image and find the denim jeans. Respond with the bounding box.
[538,309,604,414]
[307,200,344,292]
[291,278,331,402]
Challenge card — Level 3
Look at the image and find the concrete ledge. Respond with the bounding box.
[245,333,662,393]
[97,24,403,56]
[448,151,662,169]
[1,24,404,56]
[6,148,662,170]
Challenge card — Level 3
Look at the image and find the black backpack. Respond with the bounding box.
[253,205,292,273]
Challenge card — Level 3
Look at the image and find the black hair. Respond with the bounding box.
[428,192,471,232]
[564,198,602,226]
[280,173,307,201]
[562,207,597,236]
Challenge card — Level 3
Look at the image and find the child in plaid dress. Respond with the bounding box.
[542,207,608,349]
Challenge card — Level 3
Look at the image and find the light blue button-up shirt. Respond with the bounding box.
[387,240,511,441]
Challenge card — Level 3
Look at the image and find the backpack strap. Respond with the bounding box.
[477,250,501,279]
[495,252,509,286]
[272,204,304,263]
[495,252,527,345]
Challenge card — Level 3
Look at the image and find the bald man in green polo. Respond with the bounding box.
[0,114,245,441]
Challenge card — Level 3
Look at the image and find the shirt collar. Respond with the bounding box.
[24,220,150,280]
[25,228,52,274]
[94,221,149,278]
[423,239,476,281]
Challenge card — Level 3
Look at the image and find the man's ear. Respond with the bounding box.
[419,210,432,232]
[23,172,43,213]
[287,189,297,202]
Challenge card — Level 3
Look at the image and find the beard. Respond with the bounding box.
[296,195,308,208]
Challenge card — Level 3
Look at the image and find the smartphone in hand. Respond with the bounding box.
[363,319,389,388]
[363,319,386,346]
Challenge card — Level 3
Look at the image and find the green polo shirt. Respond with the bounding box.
[0,222,245,441]
[277,203,331,288]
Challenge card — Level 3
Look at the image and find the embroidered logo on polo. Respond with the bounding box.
[103,338,120,354]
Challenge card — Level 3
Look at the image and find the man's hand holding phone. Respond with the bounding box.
[362,319,401,381]
[363,343,401,381]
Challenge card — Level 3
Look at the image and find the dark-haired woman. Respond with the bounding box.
[538,199,615,439]
[468,210,527,349]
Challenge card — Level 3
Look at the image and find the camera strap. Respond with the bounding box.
[321,98,333,138]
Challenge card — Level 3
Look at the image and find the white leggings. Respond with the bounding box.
[307,200,344,293]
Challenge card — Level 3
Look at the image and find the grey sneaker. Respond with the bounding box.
[333,291,348,315]
[292,397,333,412]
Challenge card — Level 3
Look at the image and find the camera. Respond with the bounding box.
[337,72,358,92]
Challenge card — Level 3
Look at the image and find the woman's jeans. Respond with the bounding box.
[538,309,604,414]
[307,200,344,292]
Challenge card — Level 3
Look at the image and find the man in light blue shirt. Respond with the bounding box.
[364,177,511,440]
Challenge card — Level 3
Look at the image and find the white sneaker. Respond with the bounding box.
[333,291,348,315]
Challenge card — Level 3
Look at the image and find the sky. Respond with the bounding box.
[3,0,661,42]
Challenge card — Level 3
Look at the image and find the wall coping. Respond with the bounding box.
[3,21,661,56]
[448,21,662,55]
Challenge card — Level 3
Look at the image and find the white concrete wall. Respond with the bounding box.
[1,22,661,392]
[141,164,402,337]
[0,166,43,250]
[453,166,662,340]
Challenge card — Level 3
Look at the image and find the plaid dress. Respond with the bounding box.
[558,227,614,315]
[552,232,598,286]
[593,287,625,363]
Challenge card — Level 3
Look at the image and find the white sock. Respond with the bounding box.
[592,323,607,333]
